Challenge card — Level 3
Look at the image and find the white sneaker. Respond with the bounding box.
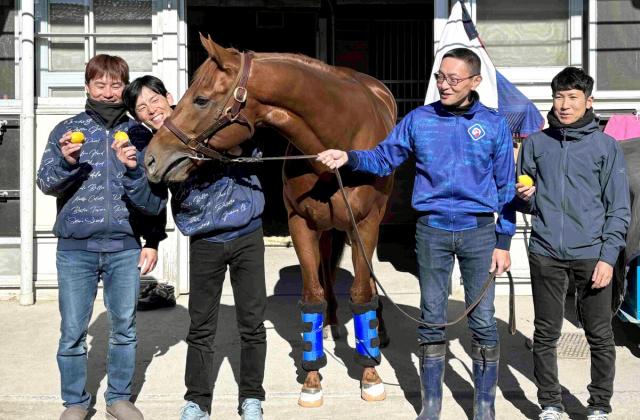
[538,407,564,420]
[179,401,210,420]
[587,410,609,420]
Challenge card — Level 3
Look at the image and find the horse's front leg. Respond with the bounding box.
[289,213,327,408]
[350,216,386,402]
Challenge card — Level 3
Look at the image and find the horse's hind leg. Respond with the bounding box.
[319,229,346,340]
[349,215,386,402]
[289,213,327,408]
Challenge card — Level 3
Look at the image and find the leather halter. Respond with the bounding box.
[163,52,254,162]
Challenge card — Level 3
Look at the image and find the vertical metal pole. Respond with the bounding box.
[20,0,35,305]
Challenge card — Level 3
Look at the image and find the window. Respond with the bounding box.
[589,0,640,92]
[476,0,569,67]
[35,0,153,97]
[0,0,17,99]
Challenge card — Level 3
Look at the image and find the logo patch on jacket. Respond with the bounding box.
[468,124,486,141]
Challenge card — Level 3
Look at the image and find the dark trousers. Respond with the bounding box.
[184,228,267,413]
[529,253,615,413]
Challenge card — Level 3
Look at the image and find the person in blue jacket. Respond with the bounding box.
[122,75,266,420]
[36,55,167,420]
[514,67,630,420]
[318,48,516,420]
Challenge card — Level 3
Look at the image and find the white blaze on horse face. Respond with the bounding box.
[135,86,174,131]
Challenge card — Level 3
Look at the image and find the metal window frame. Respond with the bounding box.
[34,0,158,98]
[588,0,640,99]
[435,0,581,101]
[0,0,21,105]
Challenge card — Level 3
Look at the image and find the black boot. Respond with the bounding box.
[471,342,499,420]
[416,343,446,420]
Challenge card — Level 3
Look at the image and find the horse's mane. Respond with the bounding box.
[255,52,342,76]
[190,50,349,90]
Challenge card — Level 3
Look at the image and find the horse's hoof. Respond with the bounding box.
[298,387,323,408]
[361,382,386,402]
[323,324,340,341]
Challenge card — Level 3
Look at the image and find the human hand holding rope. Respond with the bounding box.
[317,149,349,169]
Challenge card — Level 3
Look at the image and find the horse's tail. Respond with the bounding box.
[329,229,347,273]
[319,229,347,328]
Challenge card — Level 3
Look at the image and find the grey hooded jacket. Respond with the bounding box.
[515,119,630,265]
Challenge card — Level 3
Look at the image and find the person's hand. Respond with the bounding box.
[516,183,536,201]
[592,260,613,289]
[59,131,83,165]
[316,149,349,170]
[111,139,138,170]
[139,247,158,275]
[490,249,511,276]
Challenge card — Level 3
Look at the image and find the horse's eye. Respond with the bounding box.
[194,96,210,107]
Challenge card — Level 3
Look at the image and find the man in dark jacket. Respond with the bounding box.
[515,67,630,420]
[318,48,515,420]
[36,55,167,420]
[122,75,267,420]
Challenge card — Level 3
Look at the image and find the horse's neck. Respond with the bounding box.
[251,56,349,154]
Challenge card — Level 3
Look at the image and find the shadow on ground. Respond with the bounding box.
[267,262,548,419]
[85,303,189,416]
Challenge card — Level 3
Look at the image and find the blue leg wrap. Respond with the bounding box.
[302,311,324,362]
[351,296,381,367]
[300,301,327,371]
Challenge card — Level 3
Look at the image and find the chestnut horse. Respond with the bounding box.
[144,35,397,407]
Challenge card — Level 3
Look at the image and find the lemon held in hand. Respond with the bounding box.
[518,175,534,187]
[114,131,129,143]
[70,131,85,144]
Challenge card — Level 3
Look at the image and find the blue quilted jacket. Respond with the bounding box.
[347,100,516,249]
[37,111,167,252]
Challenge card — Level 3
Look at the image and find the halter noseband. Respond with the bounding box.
[163,52,254,162]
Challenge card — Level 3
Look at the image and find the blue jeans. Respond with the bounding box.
[415,219,498,346]
[56,249,141,408]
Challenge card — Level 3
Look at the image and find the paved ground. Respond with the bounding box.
[1,246,639,419]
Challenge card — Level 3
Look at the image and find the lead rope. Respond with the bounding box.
[197,152,515,330]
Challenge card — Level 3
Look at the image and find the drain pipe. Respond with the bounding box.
[19,0,35,305]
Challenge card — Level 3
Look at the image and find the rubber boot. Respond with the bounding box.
[471,342,499,420]
[416,343,446,420]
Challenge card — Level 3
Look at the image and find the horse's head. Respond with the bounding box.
[144,35,256,183]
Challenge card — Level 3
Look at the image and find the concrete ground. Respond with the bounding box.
[1,246,640,420]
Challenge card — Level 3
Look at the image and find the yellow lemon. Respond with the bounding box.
[114,131,129,143]
[70,131,85,144]
[518,174,534,187]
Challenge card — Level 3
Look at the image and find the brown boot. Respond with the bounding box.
[59,406,88,420]
[106,400,143,420]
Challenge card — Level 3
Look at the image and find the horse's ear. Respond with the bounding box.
[199,33,234,70]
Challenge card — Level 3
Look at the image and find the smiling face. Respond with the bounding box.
[134,86,174,131]
[437,57,482,107]
[85,74,125,103]
[552,89,593,125]
[144,36,256,184]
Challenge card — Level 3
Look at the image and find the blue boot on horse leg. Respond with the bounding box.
[416,342,446,420]
[472,342,499,420]
[298,301,327,408]
[351,295,385,401]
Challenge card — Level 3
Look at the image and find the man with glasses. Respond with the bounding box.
[318,48,515,420]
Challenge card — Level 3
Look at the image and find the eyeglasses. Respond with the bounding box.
[433,72,479,86]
